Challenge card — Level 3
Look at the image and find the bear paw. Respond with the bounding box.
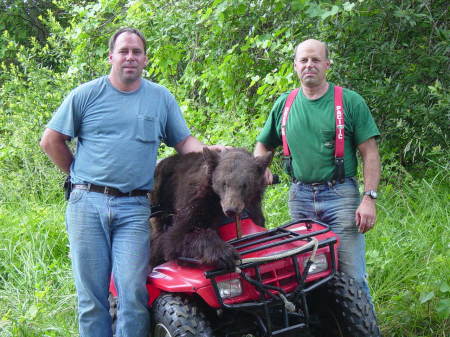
[202,243,240,270]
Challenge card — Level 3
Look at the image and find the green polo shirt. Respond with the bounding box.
[257,83,380,183]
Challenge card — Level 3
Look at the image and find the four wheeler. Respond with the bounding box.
[109,214,380,337]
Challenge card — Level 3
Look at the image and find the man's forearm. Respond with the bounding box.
[40,129,73,174]
[355,138,380,232]
[363,157,380,191]
[358,138,380,191]
[175,135,232,154]
[174,135,205,154]
[362,150,380,192]
[43,143,73,174]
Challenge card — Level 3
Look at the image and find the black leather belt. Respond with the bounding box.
[292,176,354,187]
[292,178,338,187]
[73,184,149,197]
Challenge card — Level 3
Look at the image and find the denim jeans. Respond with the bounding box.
[288,177,372,298]
[66,189,151,337]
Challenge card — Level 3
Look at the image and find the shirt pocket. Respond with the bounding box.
[320,129,335,150]
[136,114,157,143]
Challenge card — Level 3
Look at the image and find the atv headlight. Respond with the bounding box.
[305,254,328,274]
[217,278,242,299]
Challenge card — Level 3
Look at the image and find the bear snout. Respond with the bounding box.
[222,201,245,219]
[224,208,238,218]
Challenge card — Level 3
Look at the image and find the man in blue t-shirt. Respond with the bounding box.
[40,28,225,337]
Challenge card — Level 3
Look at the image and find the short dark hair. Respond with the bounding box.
[109,28,147,53]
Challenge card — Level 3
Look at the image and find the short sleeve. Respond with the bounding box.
[162,92,191,147]
[46,90,82,138]
[351,97,380,146]
[256,93,289,148]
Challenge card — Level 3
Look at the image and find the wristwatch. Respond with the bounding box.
[363,190,378,199]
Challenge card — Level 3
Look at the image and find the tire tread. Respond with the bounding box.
[153,294,214,337]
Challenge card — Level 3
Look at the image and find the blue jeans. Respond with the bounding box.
[288,178,372,298]
[66,189,151,337]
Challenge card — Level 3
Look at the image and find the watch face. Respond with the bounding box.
[365,190,377,199]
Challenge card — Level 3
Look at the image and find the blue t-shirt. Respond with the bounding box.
[47,76,190,192]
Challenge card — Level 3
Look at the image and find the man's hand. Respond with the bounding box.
[175,136,232,154]
[356,137,380,234]
[355,197,376,233]
[207,144,232,152]
[254,142,275,185]
[263,168,274,185]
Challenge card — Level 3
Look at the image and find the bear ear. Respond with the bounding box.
[202,147,220,172]
[255,151,273,174]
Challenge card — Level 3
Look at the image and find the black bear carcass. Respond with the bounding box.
[150,147,272,269]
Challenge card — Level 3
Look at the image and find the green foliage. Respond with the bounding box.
[1,178,448,336]
[0,0,55,50]
[0,0,449,336]
[0,34,75,202]
[133,0,450,166]
[323,0,449,171]
[1,0,448,183]
[366,174,450,336]
[0,202,76,336]
[0,0,95,67]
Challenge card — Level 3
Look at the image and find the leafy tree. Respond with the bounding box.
[0,1,448,335]
[322,0,449,170]
[0,0,448,201]
[0,0,95,65]
[0,0,51,45]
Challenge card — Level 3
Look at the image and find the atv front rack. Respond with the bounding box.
[205,218,338,337]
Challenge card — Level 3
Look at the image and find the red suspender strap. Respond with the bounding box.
[281,86,345,182]
[334,86,344,158]
[334,85,345,182]
[281,88,300,156]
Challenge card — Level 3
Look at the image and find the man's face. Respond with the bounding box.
[293,41,330,88]
[108,32,148,86]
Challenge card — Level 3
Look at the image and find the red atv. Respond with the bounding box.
[109,215,380,337]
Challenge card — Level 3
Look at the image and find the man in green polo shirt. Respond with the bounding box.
[254,39,381,302]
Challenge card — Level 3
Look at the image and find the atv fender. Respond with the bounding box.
[148,261,219,307]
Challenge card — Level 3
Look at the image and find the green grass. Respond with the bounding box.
[0,201,77,337]
[0,175,448,337]
[367,176,450,337]
[263,173,450,337]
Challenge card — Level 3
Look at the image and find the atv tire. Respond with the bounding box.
[310,271,381,337]
[153,293,215,337]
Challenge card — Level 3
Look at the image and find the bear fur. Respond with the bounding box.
[150,147,272,269]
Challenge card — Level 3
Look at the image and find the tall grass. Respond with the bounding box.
[367,174,450,337]
[0,201,77,337]
[0,173,448,336]
[264,172,450,337]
